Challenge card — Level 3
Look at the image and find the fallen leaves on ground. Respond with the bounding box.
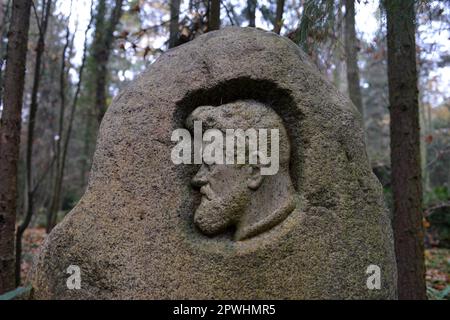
[425,248,450,299]
[20,227,47,285]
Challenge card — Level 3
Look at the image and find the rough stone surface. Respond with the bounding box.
[30,27,397,299]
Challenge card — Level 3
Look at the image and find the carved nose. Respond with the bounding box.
[191,165,209,187]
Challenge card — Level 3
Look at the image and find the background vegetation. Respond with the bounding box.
[0,0,449,300]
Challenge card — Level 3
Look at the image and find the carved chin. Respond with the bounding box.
[194,201,230,236]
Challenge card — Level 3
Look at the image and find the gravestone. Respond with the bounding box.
[30,27,397,299]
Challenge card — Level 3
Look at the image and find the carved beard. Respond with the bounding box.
[194,185,250,236]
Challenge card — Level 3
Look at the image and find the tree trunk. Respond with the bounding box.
[209,0,220,31]
[246,0,256,27]
[16,0,53,286]
[46,20,71,233]
[0,0,32,295]
[332,0,346,92]
[0,0,4,26]
[0,0,12,108]
[273,0,285,34]
[344,0,363,116]
[0,0,10,44]
[169,0,181,49]
[53,3,95,234]
[80,114,92,190]
[385,0,426,300]
[93,0,124,124]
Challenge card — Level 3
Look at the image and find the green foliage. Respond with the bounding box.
[425,186,450,206]
[61,191,81,211]
[260,1,276,25]
[425,187,450,248]
[293,0,336,52]
[383,186,394,212]
[429,210,450,248]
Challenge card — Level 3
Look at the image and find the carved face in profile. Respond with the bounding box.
[186,101,295,241]
[191,162,262,236]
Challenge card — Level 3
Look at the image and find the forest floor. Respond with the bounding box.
[425,247,450,299]
[19,227,450,299]
[20,227,47,285]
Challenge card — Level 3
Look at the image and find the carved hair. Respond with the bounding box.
[185,100,291,167]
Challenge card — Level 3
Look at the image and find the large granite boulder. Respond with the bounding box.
[30,27,397,299]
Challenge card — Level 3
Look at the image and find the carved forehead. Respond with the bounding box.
[185,100,286,132]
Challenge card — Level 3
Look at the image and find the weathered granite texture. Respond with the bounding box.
[30,27,397,299]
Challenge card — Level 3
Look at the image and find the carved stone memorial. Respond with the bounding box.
[30,27,397,299]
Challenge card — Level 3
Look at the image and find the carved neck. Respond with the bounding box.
[234,172,296,241]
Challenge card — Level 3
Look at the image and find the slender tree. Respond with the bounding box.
[209,0,220,31]
[332,0,346,92]
[246,0,256,27]
[47,12,73,233]
[0,0,10,51]
[169,0,181,48]
[273,0,285,34]
[385,0,427,299]
[93,0,124,124]
[344,0,363,116]
[0,0,12,108]
[15,0,53,286]
[55,3,95,232]
[0,0,32,294]
[0,1,4,26]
